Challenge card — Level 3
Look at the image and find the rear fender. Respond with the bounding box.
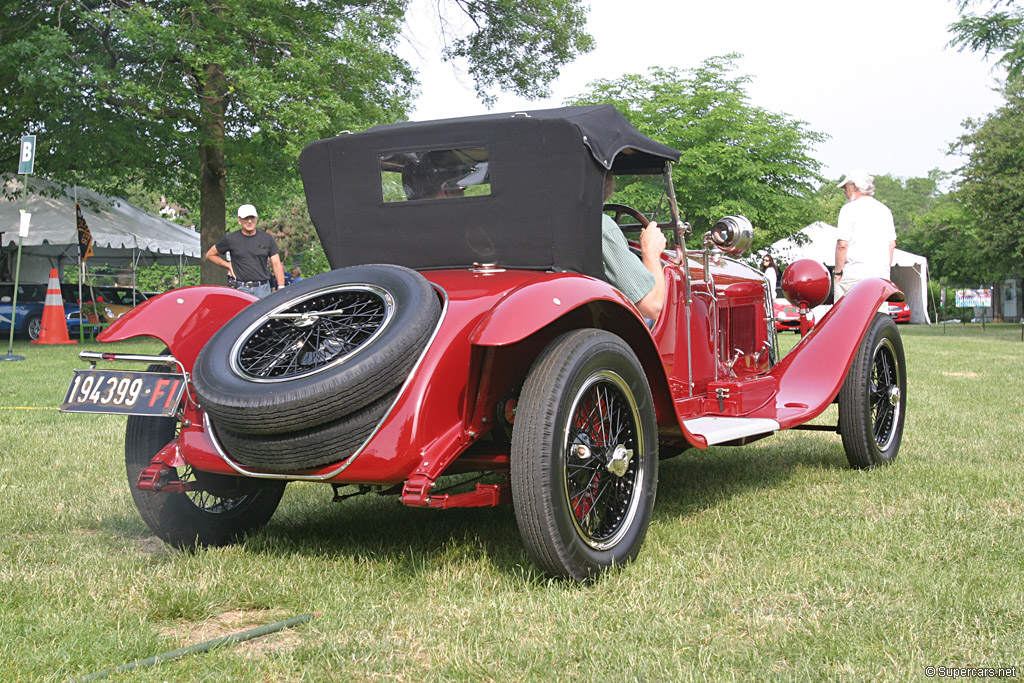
[469,273,674,425]
[97,286,255,370]
[769,278,902,428]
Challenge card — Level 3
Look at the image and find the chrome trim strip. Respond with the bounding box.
[78,350,187,377]
[207,284,451,481]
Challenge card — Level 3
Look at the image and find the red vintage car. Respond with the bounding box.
[63,106,907,583]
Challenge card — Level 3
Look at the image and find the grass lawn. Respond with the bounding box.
[1,323,1022,681]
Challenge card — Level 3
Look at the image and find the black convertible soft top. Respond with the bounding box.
[299,105,680,277]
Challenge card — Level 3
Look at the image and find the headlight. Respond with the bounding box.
[708,215,753,255]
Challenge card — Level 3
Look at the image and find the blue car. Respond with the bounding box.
[0,283,83,341]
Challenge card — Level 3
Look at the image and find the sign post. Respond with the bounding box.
[2,135,37,361]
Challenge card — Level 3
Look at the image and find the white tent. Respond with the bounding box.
[767,221,931,324]
[1,175,200,282]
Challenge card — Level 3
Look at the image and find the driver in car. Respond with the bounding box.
[601,172,666,322]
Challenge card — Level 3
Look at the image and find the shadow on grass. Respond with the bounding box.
[101,434,850,582]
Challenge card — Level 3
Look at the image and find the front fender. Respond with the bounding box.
[97,286,255,369]
[769,278,902,428]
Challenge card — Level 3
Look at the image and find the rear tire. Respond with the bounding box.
[511,329,658,583]
[838,313,906,469]
[125,360,285,548]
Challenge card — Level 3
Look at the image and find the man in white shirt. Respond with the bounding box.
[833,169,896,299]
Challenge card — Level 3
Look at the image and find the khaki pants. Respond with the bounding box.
[836,275,889,313]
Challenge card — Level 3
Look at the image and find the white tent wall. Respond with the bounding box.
[1,175,200,283]
[766,221,931,324]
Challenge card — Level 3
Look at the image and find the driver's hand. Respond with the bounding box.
[640,222,666,258]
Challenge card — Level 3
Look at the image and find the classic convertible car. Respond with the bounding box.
[63,106,907,582]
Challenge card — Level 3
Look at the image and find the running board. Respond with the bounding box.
[683,417,781,446]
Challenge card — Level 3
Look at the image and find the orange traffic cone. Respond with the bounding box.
[32,268,77,345]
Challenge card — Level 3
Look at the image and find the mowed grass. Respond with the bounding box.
[1,323,1022,681]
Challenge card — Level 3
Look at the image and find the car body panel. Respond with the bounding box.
[98,287,256,367]
[767,278,902,429]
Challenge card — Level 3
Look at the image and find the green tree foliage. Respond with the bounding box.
[872,171,946,233]
[895,191,986,283]
[949,0,1023,78]
[438,0,594,105]
[947,80,1024,279]
[568,56,828,249]
[0,0,593,283]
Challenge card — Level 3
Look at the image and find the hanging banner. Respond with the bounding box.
[955,289,991,308]
[76,202,94,261]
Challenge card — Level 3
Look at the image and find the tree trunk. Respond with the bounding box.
[198,63,229,286]
[992,281,1004,323]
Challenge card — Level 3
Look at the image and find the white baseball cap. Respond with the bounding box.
[836,170,872,189]
[237,204,258,218]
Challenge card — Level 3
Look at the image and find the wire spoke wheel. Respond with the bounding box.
[869,338,901,450]
[512,329,658,583]
[233,286,392,381]
[839,313,906,469]
[564,373,643,550]
[180,464,254,514]
[125,361,285,549]
[192,265,440,437]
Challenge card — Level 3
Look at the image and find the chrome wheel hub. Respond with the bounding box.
[606,445,634,477]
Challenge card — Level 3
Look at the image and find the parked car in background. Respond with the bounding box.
[773,296,816,333]
[886,300,911,323]
[60,284,148,323]
[1,283,83,341]
[65,106,908,583]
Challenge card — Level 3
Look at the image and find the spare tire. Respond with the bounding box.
[193,264,440,435]
[215,390,398,471]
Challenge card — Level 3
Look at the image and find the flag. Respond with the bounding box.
[76,202,93,261]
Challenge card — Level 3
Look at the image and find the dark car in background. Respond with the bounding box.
[1,282,83,341]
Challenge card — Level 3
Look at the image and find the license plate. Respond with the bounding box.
[61,369,186,417]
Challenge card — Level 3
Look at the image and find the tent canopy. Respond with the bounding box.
[766,221,931,324]
[1,175,200,274]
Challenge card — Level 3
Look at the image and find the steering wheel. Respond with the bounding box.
[603,203,650,229]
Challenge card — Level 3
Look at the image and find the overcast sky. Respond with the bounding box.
[400,0,1005,182]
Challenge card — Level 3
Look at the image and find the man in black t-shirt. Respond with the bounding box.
[204,204,286,298]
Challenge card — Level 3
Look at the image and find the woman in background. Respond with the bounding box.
[761,254,781,295]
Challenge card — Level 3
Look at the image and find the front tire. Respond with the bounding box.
[838,313,906,468]
[511,329,658,583]
[125,412,285,548]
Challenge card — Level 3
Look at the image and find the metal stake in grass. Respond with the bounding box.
[69,613,314,682]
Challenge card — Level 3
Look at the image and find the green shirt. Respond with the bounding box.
[601,214,655,304]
